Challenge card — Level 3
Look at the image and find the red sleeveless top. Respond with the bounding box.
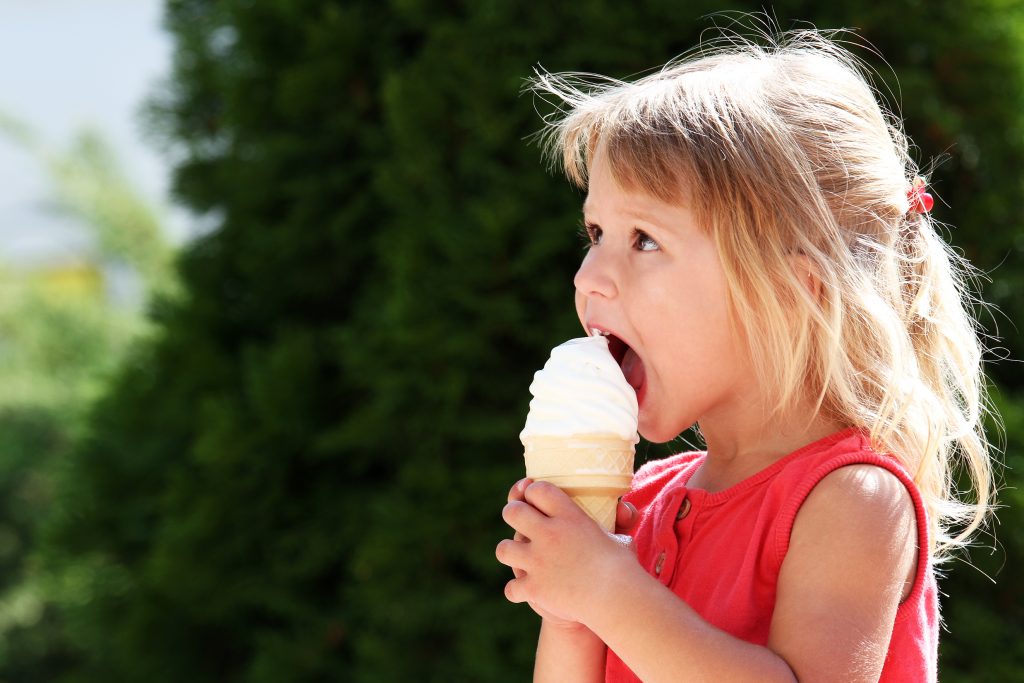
[605,428,938,682]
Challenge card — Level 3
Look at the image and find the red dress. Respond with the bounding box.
[605,428,938,682]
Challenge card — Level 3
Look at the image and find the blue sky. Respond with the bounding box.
[0,0,184,265]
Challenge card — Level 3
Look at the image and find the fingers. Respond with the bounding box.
[508,480,585,521]
[511,532,530,579]
[502,498,545,537]
[507,478,533,503]
[504,481,580,536]
[615,499,638,533]
[495,537,530,571]
[523,480,580,519]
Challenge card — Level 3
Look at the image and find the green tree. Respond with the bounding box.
[44,2,1022,681]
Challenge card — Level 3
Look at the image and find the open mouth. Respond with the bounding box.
[592,329,647,399]
[605,334,629,367]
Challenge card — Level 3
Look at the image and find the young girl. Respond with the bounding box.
[496,30,997,682]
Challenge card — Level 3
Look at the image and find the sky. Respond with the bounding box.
[0,0,185,266]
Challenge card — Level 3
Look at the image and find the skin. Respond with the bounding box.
[496,147,919,682]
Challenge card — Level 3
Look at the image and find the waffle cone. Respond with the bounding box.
[522,434,635,531]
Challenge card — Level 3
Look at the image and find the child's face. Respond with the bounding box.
[574,150,754,443]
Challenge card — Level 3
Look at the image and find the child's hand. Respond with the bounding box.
[499,479,577,628]
[496,479,639,627]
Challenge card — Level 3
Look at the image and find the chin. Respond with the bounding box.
[638,424,674,445]
[639,411,696,446]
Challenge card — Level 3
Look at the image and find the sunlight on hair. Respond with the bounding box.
[528,26,998,561]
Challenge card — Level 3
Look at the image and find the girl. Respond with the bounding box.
[496,29,997,683]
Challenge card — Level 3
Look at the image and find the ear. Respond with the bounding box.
[787,251,823,303]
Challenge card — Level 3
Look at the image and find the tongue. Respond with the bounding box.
[619,347,646,393]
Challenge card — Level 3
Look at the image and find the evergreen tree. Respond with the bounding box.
[44,2,1023,681]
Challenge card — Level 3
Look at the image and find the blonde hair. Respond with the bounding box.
[530,29,996,560]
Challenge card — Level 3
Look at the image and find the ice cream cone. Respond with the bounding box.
[523,434,635,531]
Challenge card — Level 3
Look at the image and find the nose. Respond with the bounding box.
[573,248,618,300]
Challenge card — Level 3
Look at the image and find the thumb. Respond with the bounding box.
[615,499,638,533]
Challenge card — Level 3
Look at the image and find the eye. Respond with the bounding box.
[579,221,602,247]
[634,229,659,252]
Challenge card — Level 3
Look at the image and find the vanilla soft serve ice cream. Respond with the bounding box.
[519,335,639,443]
[519,336,639,530]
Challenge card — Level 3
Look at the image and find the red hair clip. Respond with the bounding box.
[907,177,934,214]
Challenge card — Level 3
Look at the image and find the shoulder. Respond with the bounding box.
[786,463,921,618]
[771,430,922,548]
[782,428,922,551]
[799,464,916,549]
[780,457,919,584]
[769,435,924,614]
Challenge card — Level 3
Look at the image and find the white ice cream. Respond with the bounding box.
[519,336,639,443]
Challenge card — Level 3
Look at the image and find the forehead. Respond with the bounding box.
[582,152,688,222]
[581,195,667,226]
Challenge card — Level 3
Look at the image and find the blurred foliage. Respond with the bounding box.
[938,383,1024,680]
[0,114,174,289]
[0,117,172,680]
[5,1,1019,682]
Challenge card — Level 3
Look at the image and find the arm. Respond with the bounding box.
[501,467,917,683]
[534,620,605,683]
[767,464,918,681]
[498,479,637,682]
[583,560,797,683]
